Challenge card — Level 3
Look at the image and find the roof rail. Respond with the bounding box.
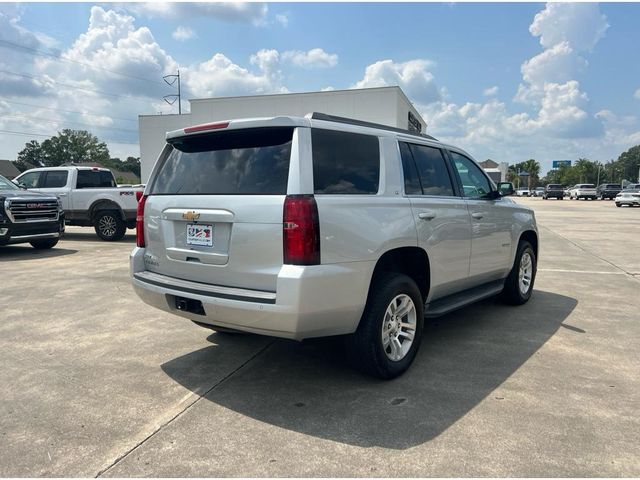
[309,112,438,141]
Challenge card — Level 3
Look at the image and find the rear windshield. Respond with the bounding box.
[152,127,293,195]
[604,184,621,188]
[578,184,596,188]
[547,184,563,189]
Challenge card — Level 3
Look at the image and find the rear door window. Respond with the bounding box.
[42,171,69,188]
[152,127,293,195]
[400,142,454,196]
[311,129,380,194]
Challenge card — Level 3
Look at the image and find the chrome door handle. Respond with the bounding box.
[471,212,484,219]
[418,210,437,221]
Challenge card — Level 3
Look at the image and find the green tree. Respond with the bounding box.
[616,145,640,183]
[15,140,43,171]
[19,129,111,167]
[520,159,541,189]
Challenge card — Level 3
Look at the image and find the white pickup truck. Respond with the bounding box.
[14,166,143,240]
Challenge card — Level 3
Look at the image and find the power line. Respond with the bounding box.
[0,69,159,105]
[0,98,138,123]
[0,39,198,98]
[0,129,139,145]
[0,38,167,87]
[2,113,138,134]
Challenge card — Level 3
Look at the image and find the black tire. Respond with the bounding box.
[30,238,59,249]
[616,203,621,207]
[346,272,424,379]
[501,240,536,305]
[94,211,126,241]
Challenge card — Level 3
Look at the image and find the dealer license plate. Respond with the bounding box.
[186,223,213,247]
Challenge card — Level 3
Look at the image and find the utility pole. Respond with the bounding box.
[596,164,601,187]
[163,70,182,114]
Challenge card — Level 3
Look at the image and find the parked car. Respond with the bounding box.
[14,166,144,241]
[596,183,622,200]
[615,189,640,207]
[516,187,530,197]
[0,174,65,249]
[532,187,545,197]
[542,184,564,200]
[130,113,539,379]
[569,183,597,200]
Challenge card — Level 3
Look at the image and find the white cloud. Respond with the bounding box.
[634,89,640,101]
[529,2,609,52]
[275,13,289,27]
[125,2,269,25]
[483,86,498,97]
[172,26,196,41]
[352,59,441,105]
[184,50,287,98]
[520,42,588,88]
[282,48,338,69]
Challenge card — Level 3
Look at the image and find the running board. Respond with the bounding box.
[425,280,505,318]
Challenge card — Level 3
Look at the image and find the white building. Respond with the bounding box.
[138,86,427,182]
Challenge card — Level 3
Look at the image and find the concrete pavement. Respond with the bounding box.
[0,197,638,476]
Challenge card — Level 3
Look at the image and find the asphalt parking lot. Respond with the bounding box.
[1,197,639,477]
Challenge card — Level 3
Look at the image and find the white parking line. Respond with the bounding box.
[539,268,626,275]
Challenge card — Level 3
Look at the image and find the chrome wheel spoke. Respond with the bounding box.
[380,294,417,362]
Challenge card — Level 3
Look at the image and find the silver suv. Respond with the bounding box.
[131,113,538,378]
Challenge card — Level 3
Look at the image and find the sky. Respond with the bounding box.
[1,2,639,174]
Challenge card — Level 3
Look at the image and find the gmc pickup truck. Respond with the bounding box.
[1,174,65,249]
[14,166,143,241]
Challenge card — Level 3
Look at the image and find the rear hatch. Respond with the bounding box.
[143,126,295,292]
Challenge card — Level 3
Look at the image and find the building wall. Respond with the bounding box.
[138,87,426,182]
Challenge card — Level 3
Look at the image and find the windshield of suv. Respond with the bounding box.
[152,127,293,195]
[0,175,19,190]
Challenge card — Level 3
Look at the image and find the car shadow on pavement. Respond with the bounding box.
[0,245,77,261]
[161,290,576,450]
[61,232,136,243]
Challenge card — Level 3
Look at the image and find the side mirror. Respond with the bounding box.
[497,182,515,196]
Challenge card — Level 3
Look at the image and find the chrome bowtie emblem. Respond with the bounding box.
[182,211,200,221]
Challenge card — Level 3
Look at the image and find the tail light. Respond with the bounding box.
[135,190,143,202]
[136,195,148,248]
[283,195,320,265]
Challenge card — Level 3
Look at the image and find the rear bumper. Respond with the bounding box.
[130,247,372,340]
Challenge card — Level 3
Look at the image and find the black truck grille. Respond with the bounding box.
[6,199,59,222]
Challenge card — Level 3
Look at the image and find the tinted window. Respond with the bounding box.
[43,171,68,188]
[17,171,42,188]
[450,151,492,198]
[152,127,293,195]
[399,142,422,195]
[405,143,454,196]
[312,129,379,194]
[77,170,116,188]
